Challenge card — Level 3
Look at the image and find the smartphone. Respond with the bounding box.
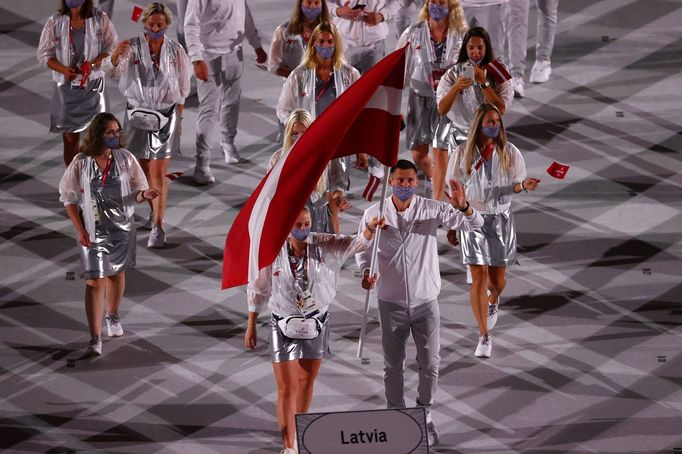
[461,62,474,80]
[352,3,367,9]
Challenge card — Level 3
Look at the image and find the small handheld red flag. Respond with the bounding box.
[165,171,184,181]
[80,60,91,87]
[131,6,143,22]
[547,161,570,179]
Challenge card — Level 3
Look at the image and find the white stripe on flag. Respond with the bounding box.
[364,85,402,116]
[247,154,288,282]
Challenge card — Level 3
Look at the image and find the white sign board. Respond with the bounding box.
[296,407,429,453]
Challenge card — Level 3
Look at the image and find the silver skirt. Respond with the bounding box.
[405,91,451,150]
[50,79,106,134]
[124,105,177,160]
[270,313,331,363]
[461,208,517,267]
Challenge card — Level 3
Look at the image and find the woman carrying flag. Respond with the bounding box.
[245,207,384,454]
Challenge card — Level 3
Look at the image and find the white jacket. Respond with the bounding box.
[247,233,371,316]
[37,9,117,84]
[59,149,149,242]
[435,61,514,130]
[268,21,306,76]
[356,195,483,306]
[276,63,360,122]
[397,21,465,98]
[447,141,527,215]
[184,0,262,62]
[331,0,399,47]
[103,35,191,110]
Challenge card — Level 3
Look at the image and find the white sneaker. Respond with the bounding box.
[105,313,124,337]
[147,224,165,248]
[280,449,297,454]
[87,336,102,356]
[512,75,525,98]
[530,60,552,83]
[425,409,439,446]
[222,143,243,164]
[193,165,215,185]
[474,334,492,358]
[488,302,499,331]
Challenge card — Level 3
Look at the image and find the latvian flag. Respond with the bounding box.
[221,46,407,289]
[483,58,512,84]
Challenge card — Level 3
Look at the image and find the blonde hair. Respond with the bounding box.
[417,0,467,34]
[301,22,345,69]
[141,2,173,25]
[282,109,326,196]
[463,103,509,175]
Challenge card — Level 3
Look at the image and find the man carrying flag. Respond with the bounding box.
[356,159,483,446]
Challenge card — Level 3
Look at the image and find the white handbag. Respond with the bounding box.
[277,316,322,340]
[127,106,169,132]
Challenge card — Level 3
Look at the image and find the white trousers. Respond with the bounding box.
[195,50,243,165]
[462,3,508,64]
[507,0,559,76]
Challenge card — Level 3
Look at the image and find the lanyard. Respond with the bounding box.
[68,21,86,66]
[287,242,310,290]
[315,74,334,103]
[474,143,495,172]
[98,154,113,192]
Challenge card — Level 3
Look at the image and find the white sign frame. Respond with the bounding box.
[295,407,430,453]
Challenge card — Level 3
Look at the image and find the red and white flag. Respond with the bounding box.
[222,46,407,289]
[547,161,570,179]
[483,59,512,84]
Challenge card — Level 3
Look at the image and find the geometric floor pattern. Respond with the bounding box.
[1,1,680,452]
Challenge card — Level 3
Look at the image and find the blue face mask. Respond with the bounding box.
[481,125,500,138]
[428,3,449,21]
[291,227,311,241]
[315,45,335,60]
[393,185,416,202]
[65,0,85,8]
[145,27,166,41]
[102,136,120,150]
[301,6,322,21]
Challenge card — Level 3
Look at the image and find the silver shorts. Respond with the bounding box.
[270,313,331,363]
[460,209,517,267]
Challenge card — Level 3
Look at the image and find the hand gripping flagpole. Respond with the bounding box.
[357,166,390,359]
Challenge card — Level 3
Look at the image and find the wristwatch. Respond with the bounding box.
[479,81,490,89]
[458,201,470,213]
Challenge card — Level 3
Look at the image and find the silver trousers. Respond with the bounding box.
[347,41,385,75]
[463,4,508,64]
[507,0,559,76]
[378,299,441,409]
[195,49,243,166]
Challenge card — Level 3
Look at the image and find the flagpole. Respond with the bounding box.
[357,166,390,359]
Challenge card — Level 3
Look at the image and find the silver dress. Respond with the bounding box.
[50,27,106,134]
[80,156,136,279]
